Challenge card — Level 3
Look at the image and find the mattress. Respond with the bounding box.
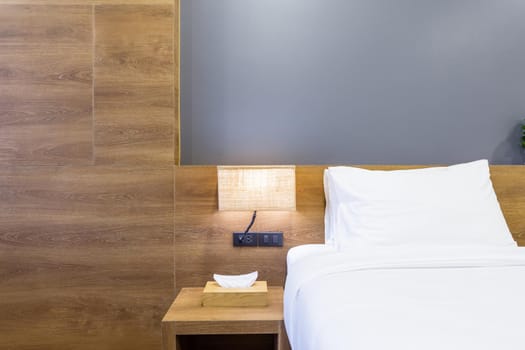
[284,245,525,350]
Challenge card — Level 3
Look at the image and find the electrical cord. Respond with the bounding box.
[238,210,257,242]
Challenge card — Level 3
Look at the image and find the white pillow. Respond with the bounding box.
[324,160,516,248]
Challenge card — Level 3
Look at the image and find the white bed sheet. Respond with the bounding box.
[284,245,525,350]
[286,244,337,270]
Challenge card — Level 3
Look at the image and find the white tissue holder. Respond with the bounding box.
[201,281,268,307]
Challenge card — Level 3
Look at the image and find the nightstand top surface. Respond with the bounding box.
[162,286,284,323]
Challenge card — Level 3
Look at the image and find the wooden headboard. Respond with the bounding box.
[174,165,525,291]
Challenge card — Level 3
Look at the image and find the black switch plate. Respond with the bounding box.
[233,232,258,247]
[258,232,283,247]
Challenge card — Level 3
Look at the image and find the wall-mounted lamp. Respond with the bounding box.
[217,165,296,246]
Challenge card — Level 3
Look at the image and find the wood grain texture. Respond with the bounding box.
[94,4,175,165]
[202,281,268,307]
[163,287,283,325]
[0,5,92,45]
[488,166,525,246]
[0,1,172,4]
[174,166,325,291]
[0,3,179,349]
[162,287,289,350]
[174,165,525,291]
[0,166,174,350]
[0,6,93,165]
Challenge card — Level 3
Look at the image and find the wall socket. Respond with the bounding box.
[232,232,283,247]
[232,232,257,247]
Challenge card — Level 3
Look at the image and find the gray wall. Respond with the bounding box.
[181,0,525,165]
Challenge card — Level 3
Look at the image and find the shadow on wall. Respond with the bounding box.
[492,121,523,164]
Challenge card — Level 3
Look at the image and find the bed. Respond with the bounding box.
[284,160,525,350]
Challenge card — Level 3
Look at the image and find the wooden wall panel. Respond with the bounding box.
[94,5,174,165]
[174,166,325,291]
[0,5,92,45]
[0,1,172,4]
[489,166,525,246]
[0,166,174,350]
[174,165,525,291]
[0,2,179,350]
[0,5,93,165]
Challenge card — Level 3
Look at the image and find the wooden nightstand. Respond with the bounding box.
[161,286,290,350]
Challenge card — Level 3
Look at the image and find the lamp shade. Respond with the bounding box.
[217,165,296,211]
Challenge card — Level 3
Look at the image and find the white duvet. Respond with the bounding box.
[284,245,525,350]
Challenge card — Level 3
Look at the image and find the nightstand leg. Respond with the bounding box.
[275,322,290,350]
[277,321,291,350]
[161,322,176,350]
